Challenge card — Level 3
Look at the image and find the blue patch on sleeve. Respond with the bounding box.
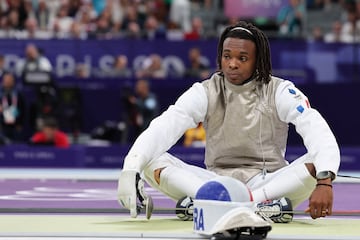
[297,105,304,113]
[288,88,296,95]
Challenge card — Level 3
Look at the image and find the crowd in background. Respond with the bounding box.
[307,0,360,43]
[0,0,226,40]
[0,39,211,147]
[0,60,161,146]
[0,49,69,146]
[0,0,359,41]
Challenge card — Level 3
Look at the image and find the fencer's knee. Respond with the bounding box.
[305,163,316,178]
[154,167,165,185]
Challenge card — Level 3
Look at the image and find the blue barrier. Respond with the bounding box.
[21,81,359,146]
[1,39,360,84]
[0,145,358,171]
[0,144,85,167]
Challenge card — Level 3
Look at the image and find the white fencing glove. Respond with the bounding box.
[117,170,153,219]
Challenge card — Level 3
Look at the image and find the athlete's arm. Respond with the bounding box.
[275,80,340,176]
[275,80,340,219]
[123,82,208,172]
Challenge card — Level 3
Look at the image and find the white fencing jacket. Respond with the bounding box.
[123,73,340,182]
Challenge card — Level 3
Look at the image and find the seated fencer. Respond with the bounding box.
[117,21,340,223]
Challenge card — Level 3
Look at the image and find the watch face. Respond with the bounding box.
[317,171,333,180]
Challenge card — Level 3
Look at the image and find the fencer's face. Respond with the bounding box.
[221,37,256,85]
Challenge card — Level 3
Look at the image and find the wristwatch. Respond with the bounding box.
[316,171,336,181]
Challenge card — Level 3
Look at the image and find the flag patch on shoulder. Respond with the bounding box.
[288,88,296,94]
[297,105,304,113]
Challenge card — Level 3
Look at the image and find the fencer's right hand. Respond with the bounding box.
[117,170,149,218]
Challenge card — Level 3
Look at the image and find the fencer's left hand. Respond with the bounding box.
[306,180,333,219]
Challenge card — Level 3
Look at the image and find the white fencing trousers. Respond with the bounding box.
[143,152,217,201]
[248,154,317,208]
[142,152,316,206]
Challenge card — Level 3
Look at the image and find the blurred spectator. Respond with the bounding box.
[90,12,113,39]
[308,26,324,42]
[48,4,73,38]
[125,21,142,39]
[75,63,90,78]
[111,54,132,77]
[68,21,87,39]
[35,0,50,30]
[75,4,96,35]
[44,0,62,21]
[22,17,51,39]
[109,0,127,32]
[24,17,39,38]
[93,54,132,78]
[166,19,185,40]
[30,85,59,132]
[24,0,35,19]
[0,72,25,142]
[121,4,143,32]
[184,47,210,79]
[7,9,21,30]
[184,16,203,40]
[150,0,168,30]
[143,14,166,40]
[120,83,137,142]
[90,5,118,39]
[0,0,8,13]
[324,20,353,43]
[129,79,159,137]
[16,43,52,78]
[30,117,69,148]
[57,86,82,143]
[190,0,219,38]
[340,9,360,42]
[0,54,7,78]
[356,0,360,18]
[183,122,206,147]
[277,0,305,37]
[68,0,82,18]
[136,54,166,79]
[341,0,356,19]
[5,0,28,30]
[169,0,191,32]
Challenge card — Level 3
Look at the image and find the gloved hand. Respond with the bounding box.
[117,170,153,218]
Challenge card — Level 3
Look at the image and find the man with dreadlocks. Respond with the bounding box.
[118,21,340,227]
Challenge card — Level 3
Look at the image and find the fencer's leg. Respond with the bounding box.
[143,152,216,201]
[250,163,316,208]
[157,165,207,199]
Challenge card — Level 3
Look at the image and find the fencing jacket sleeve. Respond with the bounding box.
[123,82,208,172]
[275,80,340,176]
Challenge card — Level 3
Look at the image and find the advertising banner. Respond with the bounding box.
[224,0,289,18]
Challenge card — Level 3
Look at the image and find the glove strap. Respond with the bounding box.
[135,173,146,203]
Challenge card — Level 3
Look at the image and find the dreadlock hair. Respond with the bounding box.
[217,21,272,84]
